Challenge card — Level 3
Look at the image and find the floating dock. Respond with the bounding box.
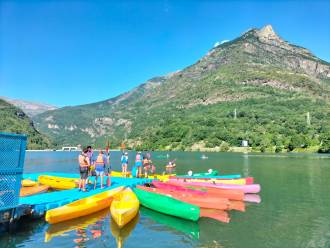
[20,173,151,217]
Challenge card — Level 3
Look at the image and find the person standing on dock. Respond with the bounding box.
[121,152,129,177]
[78,148,90,192]
[135,152,143,177]
[94,150,108,189]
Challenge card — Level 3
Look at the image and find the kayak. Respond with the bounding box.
[21,179,37,187]
[147,174,175,181]
[165,181,244,201]
[45,186,124,224]
[133,187,200,221]
[20,185,49,197]
[45,209,108,242]
[111,171,131,177]
[168,180,261,194]
[137,185,229,210]
[244,194,261,203]
[152,181,206,195]
[135,187,230,223]
[191,170,219,176]
[170,177,253,185]
[110,213,139,248]
[38,175,79,190]
[173,174,241,180]
[110,187,139,228]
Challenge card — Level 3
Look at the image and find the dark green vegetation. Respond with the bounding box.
[34,25,330,152]
[0,99,51,149]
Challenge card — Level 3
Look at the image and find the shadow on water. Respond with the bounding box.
[110,214,139,248]
[140,207,200,240]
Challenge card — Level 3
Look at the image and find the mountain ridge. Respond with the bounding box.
[0,96,57,117]
[34,25,330,152]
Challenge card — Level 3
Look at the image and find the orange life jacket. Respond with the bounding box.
[79,154,89,167]
[95,154,105,165]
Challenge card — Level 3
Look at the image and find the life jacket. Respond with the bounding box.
[135,154,142,162]
[121,155,128,164]
[95,154,105,165]
[79,154,89,167]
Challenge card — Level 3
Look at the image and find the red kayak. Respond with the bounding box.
[167,181,244,201]
[137,185,230,210]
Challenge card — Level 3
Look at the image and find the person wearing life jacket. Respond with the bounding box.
[121,152,129,177]
[135,152,143,177]
[94,150,108,189]
[78,148,90,192]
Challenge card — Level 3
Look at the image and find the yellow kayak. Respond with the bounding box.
[38,175,79,190]
[110,214,139,248]
[110,187,139,228]
[111,171,132,177]
[44,208,108,242]
[111,170,174,181]
[45,186,124,224]
[21,179,37,187]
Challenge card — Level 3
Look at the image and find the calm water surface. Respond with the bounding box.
[1,151,330,248]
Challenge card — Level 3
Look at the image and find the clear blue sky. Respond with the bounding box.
[1,0,329,107]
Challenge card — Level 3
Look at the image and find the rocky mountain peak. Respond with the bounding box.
[256,24,281,42]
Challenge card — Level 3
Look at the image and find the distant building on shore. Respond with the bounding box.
[241,140,248,147]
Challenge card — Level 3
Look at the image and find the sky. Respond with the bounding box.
[1,0,330,107]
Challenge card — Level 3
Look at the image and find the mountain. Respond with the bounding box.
[34,25,330,152]
[0,96,57,117]
[0,99,52,149]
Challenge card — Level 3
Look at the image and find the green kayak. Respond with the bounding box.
[133,188,200,221]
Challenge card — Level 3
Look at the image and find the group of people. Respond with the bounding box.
[78,146,109,192]
[78,146,174,191]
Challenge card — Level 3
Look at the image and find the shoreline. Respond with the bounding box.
[26,146,328,154]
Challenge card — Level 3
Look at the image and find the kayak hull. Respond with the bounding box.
[168,180,261,194]
[137,185,229,210]
[110,187,139,228]
[133,187,200,221]
[45,186,124,224]
[166,181,244,201]
[38,175,79,190]
[20,185,49,197]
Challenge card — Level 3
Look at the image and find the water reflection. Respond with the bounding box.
[140,207,200,240]
[45,209,108,243]
[110,214,139,248]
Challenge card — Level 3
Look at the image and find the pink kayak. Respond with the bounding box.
[152,181,206,195]
[243,194,261,203]
[167,179,261,194]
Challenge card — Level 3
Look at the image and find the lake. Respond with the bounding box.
[1,151,330,248]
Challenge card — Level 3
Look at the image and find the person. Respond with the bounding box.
[86,145,94,180]
[94,150,108,189]
[142,156,150,177]
[78,148,90,192]
[165,161,176,174]
[121,152,129,177]
[135,152,143,177]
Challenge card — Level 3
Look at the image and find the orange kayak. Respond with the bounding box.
[20,185,49,197]
[137,185,229,210]
[200,208,230,223]
[167,181,244,201]
[228,200,245,212]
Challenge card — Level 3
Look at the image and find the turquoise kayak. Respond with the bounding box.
[175,174,241,179]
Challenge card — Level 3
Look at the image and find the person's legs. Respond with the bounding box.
[100,171,104,189]
[94,172,99,189]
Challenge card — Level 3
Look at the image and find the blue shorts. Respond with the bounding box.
[95,170,104,176]
[135,161,142,167]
